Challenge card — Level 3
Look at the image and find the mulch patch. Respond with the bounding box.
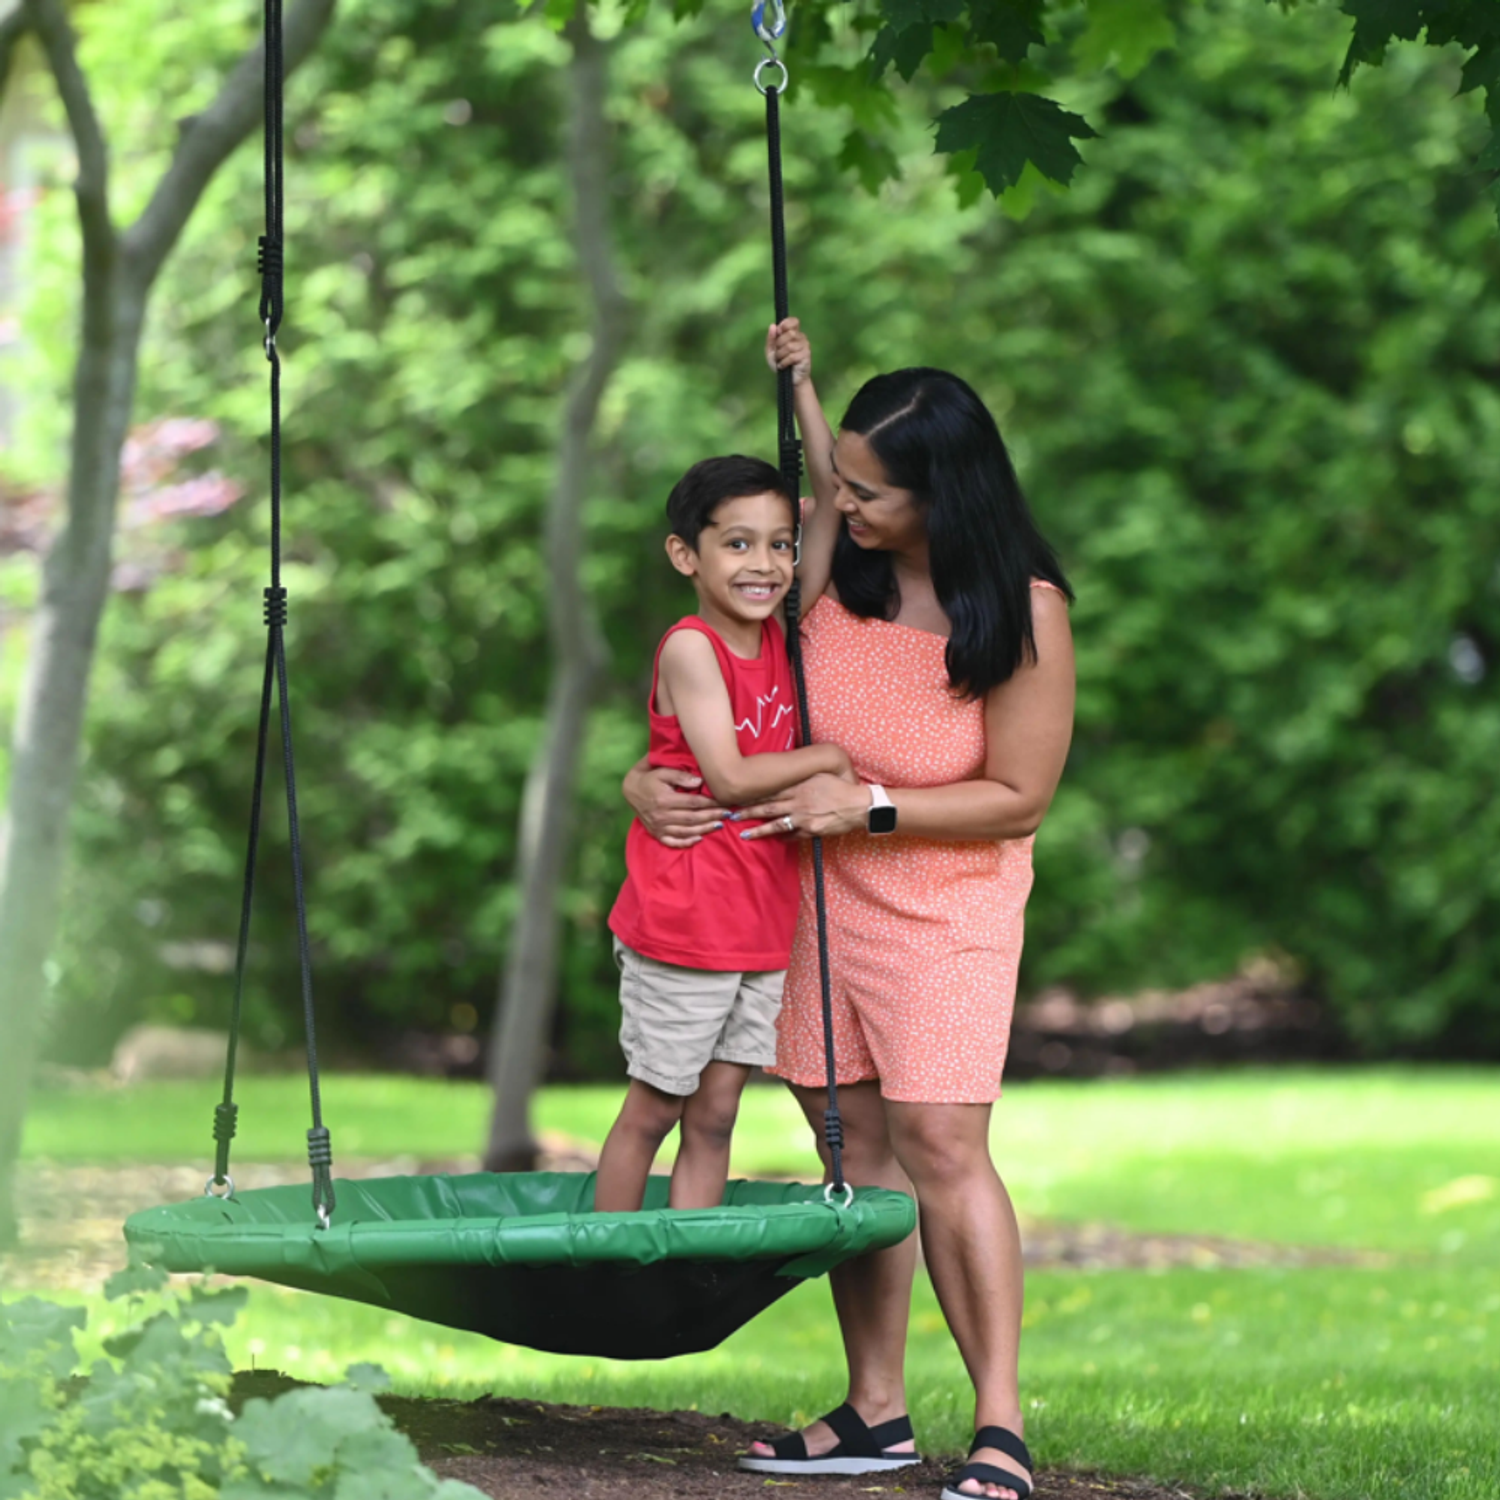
[232,1373,1202,1500]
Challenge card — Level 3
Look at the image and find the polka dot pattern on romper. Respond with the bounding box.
[769,586,1061,1104]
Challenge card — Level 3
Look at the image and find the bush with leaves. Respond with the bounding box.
[7,0,1498,1065]
[0,1267,481,1500]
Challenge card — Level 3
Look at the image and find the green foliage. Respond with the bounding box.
[1334,0,1500,217]
[814,0,1500,208]
[0,1281,480,1500]
[6,0,1498,1065]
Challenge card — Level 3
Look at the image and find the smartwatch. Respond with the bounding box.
[866,784,898,835]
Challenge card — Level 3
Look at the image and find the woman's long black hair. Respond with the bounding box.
[833,367,1072,699]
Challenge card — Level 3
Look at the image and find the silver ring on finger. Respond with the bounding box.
[780,814,795,833]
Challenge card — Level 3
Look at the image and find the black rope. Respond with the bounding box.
[213,632,275,1189]
[213,0,334,1227]
[765,85,801,488]
[764,72,847,1198]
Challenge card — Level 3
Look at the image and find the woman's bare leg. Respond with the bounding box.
[887,1100,1029,1500]
[671,1061,751,1208]
[747,1080,919,1458]
[594,1080,683,1212]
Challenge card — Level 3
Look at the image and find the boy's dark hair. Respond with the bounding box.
[666,455,793,550]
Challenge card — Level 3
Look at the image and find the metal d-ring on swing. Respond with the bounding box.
[753,0,853,1210]
[206,0,336,1233]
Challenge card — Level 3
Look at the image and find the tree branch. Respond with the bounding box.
[122,0,337,286]
[0,9,28,108]
[22,0,113,264]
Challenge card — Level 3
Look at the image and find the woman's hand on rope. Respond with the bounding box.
[766,317,812,386]
[732,772,870,842]
[623,759,727,848]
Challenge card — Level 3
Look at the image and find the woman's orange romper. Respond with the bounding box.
[768,584,1060,1104]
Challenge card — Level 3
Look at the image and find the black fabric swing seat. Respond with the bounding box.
[124,1171,916,1359]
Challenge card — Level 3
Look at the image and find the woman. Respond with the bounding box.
[624,321,1075,1500]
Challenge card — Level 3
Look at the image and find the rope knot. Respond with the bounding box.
[306,1126,333,1168]
[213,1102,239,1143]
[257,234,284,279]
[263,586,288,628]
[258,236,285,343]
[823,1107,844,1152]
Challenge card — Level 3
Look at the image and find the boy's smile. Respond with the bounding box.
[666,490,797,650]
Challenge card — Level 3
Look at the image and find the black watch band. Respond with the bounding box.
[866,784,897,835]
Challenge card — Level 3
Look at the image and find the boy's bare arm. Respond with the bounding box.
[658,630,852,806]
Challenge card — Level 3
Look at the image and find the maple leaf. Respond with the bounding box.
[934,91,1097,194]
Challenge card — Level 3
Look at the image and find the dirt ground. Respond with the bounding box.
[233,1372,1205,1500]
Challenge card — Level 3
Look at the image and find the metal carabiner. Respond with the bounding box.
[752,0,787,54]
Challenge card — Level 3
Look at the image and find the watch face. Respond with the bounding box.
[868,804,898,835]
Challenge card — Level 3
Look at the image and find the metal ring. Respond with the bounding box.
[754,57,789,95]
[315,1202,332,1231]
[823,1181,856,1209]
[781,814,795,833]
[204,1174,235,1200]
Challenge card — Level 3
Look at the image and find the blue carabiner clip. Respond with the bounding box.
[753,0,787,52]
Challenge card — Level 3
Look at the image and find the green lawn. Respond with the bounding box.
[17,1067,1500,1499]
[25,1067,1500,1258]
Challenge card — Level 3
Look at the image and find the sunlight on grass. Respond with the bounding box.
[14,1066,1500,1500]
[24,1067,1500,1256]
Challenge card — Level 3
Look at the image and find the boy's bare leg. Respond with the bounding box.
[595,1079,685,1212]
[670,1061,752,1209]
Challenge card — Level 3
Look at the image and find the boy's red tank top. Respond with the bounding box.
[608,615,801,972]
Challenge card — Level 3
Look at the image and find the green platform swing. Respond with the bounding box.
[123,0,915,1361]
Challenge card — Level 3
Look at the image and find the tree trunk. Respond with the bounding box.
[0,285,142,1249]
[483,10,623,1172]
[0,0,337,1249]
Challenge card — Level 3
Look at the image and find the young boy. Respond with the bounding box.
[594,455,849,1213]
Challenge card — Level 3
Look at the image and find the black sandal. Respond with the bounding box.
[939,1425,1034,1500]
[738,1402,922,1475]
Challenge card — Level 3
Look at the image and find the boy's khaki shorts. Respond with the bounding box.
[613,936,785,1097]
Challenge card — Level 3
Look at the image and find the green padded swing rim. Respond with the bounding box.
[123,1172,916,1283]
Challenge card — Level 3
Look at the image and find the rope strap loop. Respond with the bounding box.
[258,235,284,356]
[308,1125,336,1227]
